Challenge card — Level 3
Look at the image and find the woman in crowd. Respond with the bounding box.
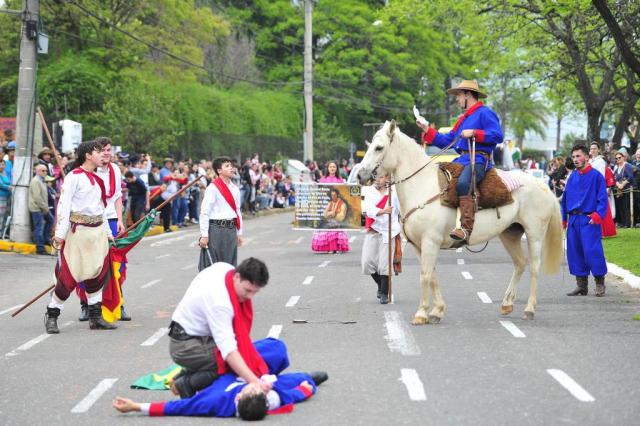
[311,161,350,254]
[548,156,567,197]
[612,150,635,228]
[589,141,617,237]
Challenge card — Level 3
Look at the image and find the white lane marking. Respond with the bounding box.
[294,236,303,244]
[399,369,427,401]
[384,311,421,356]
[141,279,161,289]
[302,276,314,285]
[456,248,463,253]
[285,296,300,307]
[0,304,24,315]
[71,378,119,413]
[461,271,473,280]
[189,240,198,248]
[477,292,493,304]
[150,233,194,247]
[261,229,275,235]
[354,297,361,303]
[155,254,171,259]
[500,320,526,338]
[547,369,595,402]
[140,328,168,346]
[349,236,357,243]
[181,263,196,271]
[318,261,331,268]
[267,325,283,339]
[457,259,465,265]
[5,321,73,357]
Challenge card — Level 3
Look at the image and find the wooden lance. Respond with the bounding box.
[387,182,393,303]
[36,107,66,179]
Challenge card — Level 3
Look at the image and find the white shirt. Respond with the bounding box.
[199,180,243,236]
[96,163,122,219]
[589,156,607,177]
[363,186,401,239]
[171,262,238,359]
[55,170,111,239]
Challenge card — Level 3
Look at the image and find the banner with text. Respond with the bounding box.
[293,183,362,231]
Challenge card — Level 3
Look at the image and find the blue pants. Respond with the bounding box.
[456,163,486,195]
[566,215,607,277]
[31,211,53,251]
[172,197,187,225]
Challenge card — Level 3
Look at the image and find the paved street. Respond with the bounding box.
[1,212,639,425]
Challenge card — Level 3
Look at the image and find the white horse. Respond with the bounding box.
[357,121,563,324]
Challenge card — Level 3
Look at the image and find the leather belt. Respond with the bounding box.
[209,218,237,228]
[168,321,195,341]
[568,210,593,216]
[460,150,491,160]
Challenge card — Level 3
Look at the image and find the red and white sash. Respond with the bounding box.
[365,194,388,230]
[213,177,241,231]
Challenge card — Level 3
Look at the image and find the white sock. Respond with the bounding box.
[87,291,102,305]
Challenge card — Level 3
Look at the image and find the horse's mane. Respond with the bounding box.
[393,128,430,160]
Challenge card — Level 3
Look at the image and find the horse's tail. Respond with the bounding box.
[542,197,563,275]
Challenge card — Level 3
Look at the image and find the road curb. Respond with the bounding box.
[0,207,294,254]
[607,262,640,289]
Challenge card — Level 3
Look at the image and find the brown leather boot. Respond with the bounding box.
[567,276,588,296]
[594,275,605,297]
[450,195,476,242]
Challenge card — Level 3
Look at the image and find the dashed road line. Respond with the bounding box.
[318,261,331,268]
[141,279,161,289]
[456,248,463,253]
[499,320,526,338]
[155,254,171,259]
[5,321,73,357]
[457,258,465,265]
[285,296,300,307]
[349,236,357,243]
[399,369,427,401]
[181,263,197,271]
[0,304,24,316]
[302,276,314,285]
[477,292,492,304]
[461,271,473,280]
[71,378,119,413]
[140,328,168,346]
[267,325,283,339]
[150,233,194,247]
[547,369,595,402]
[354,297,361,303]
[384,311,421,356]
[294,236,303,244]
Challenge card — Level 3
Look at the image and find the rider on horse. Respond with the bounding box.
[416,79,503,243]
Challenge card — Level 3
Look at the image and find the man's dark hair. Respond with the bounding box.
[94,136,112,148]
[71,140,101,169]
[564,156,575,170]
[236,257,269,287]
[213,156,232,175]
[124,171,134,179]
[464,90,479,101]
[571,144,589,156]
[237,392,268,421]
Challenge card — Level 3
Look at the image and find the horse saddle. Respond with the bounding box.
[438,162,515,209]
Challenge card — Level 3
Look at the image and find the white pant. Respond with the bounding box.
[361,231,396,276]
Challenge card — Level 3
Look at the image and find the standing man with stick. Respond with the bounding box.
[361,175,401,304]
[44,140,116,334]
[198,157,244,270]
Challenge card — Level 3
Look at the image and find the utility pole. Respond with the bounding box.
[10,0,39,243]
[303,0,314,161]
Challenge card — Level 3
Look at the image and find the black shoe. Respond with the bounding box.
[309,371,329,386]
[164,228,172,233]
[45,307,60,334]
[173,375,195,399]
[36,249,50,255]
[119,305,131,321]
[78,303,89,322]
[88,303,117,330]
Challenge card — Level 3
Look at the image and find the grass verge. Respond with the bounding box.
[602,228,640,276]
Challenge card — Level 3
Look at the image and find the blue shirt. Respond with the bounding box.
[560,166,608,222]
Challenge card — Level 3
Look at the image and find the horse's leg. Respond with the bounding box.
[498,226,526,316]
[412,242,440,325]
[427,273,446,323]
[411,245,430,325]
[522,230,544,320]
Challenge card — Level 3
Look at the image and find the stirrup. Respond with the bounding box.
[449,228,468,242]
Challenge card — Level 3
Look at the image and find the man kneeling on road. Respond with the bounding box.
[167,257,272,398]
[113,338,328,420]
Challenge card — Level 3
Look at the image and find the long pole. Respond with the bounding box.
[12,175,206,317]
[388,184,393,303]
[36,107,65,178]
[303,0,314,161]
[10,0,39,243]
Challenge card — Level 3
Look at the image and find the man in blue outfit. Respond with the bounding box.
[112,338,328,421]
[561,144,609,297]
[417,79,504,242]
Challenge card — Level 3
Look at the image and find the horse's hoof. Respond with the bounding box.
[427,315,441,324]
[521,311,534,320]
[411,316,428,326]
[500,305,513,315]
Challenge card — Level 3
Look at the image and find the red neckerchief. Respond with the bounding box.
[72,167,106,207]
[213,177,241,231]
[100,163,117,199]
[577,165,593,175]
[451,102,484,132]
[214,270,268,376]
[365,193,388,230]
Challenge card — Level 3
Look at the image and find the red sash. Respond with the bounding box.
[102,163,117,199]
[451,101,484,132]
[214,270,268,376]
[365,194,388,230]
[72,167,106,207]
[213,177,241,231]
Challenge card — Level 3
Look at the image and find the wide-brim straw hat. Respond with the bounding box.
[38,147,54,158]
[447,79,488,98]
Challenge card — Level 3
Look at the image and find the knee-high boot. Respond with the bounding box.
[371,273,381,299]
[567,276,588,296]
[595,275,605,297]
[450,195,475,242]
[379,275,389,305]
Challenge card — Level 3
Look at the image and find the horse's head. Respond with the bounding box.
[357,120,399,185]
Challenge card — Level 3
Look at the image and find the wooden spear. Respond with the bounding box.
[36,107,66,178]
[387,182,393,303]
